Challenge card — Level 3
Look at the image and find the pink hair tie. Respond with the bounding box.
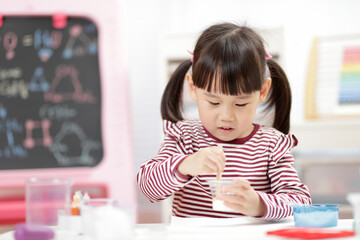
[187,50,194,62]
[0,14,3,28]
[264,47,272,60]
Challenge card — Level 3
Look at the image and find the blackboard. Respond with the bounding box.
[0,16,103,169]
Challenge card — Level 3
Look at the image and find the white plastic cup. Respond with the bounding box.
[26,178,73,226]
[347,193,360,219]
[347,193,360,235]
[207,179,241,212]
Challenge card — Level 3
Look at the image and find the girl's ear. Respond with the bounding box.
[186,74,197,101]
[259,77,272,103]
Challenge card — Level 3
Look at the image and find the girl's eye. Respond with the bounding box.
[209,102,219,106]
[235,103,247,107]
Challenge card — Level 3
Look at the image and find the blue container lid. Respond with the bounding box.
[293,204,339,213]
[292,204,339,228]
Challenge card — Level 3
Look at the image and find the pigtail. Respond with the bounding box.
[266,59,292,134]
[161,60,192,122]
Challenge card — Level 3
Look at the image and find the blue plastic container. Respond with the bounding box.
[293,204,339,228]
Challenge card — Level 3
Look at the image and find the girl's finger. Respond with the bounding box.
[222,185,245,196]
[221,194,244,204]
[211,146,226,161]
[204,161,218,173]
[233,178,251,190]
[223,201,244,213]
[207,152,226,172]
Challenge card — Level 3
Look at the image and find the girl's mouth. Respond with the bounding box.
[219,127,234,134]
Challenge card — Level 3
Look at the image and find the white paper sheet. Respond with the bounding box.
[166,216,294,240]
[170,215,293,227]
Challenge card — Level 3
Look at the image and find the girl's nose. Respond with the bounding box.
[219,106,234,121]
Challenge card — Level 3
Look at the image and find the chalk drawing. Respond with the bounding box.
[3,32,18,60]
[43,64,96,103]
[0,104,27,158]
[62,24,98,59]
[49,121,101,166]
[34,29,62,62]
[23,119,52,148]
[29,67,50,92]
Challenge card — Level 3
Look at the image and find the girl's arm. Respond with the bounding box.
[220,151,310,219]
[222,133,311,220]
[137,134,191,202]
[137,136,225,202]
[137,120,225,203]
[258,136,311,219]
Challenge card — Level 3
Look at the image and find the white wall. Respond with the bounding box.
[126,0,360,222]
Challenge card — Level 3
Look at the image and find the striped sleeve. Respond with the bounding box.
[137,120,192,203]
[258,132,312,219]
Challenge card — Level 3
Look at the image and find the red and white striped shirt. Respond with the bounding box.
[137,120,311,219]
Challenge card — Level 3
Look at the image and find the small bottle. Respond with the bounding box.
[83,192,91,202]
[71,191,81,215]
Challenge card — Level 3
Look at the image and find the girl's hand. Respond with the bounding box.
[221,178,266,217]
[178,146,226,177]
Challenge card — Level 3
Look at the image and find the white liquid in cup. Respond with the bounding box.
[212,198,234,212]
[208,179,241,212]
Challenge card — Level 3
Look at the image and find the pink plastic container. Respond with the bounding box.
[26,178,72,226]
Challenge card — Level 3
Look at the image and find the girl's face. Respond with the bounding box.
[187,75,271,142]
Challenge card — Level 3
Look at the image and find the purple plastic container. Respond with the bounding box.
[14,224,55,240]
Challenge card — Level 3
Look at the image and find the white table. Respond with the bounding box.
[0,218,357,240]
[136,218,357,240]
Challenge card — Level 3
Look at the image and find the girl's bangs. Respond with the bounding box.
[193,52,263,96]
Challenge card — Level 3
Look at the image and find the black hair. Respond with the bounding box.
[161,23,292,134]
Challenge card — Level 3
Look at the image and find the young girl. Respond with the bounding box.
[137,23,311,219]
